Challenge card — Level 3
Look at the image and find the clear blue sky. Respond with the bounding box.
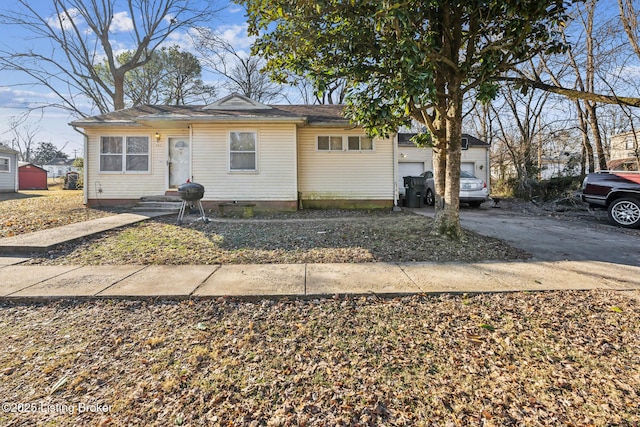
[0,1,250,158]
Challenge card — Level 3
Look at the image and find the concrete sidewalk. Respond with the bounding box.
[1,212,639,300]
[0,212,167,255]
[1,258,639,300]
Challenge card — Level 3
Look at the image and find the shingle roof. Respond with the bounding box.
[70,103,349,127]
[398,133,489,147]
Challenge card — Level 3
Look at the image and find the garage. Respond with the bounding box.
[397,162,425,195]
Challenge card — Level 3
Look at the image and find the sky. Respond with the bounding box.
[0,1,252,159]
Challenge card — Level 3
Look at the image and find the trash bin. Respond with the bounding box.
[403,176,426,208]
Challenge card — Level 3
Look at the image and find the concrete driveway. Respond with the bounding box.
[414,206,640,267]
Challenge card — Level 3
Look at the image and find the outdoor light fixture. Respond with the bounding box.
[154,131,161,142]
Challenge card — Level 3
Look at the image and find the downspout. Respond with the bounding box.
[393,132,398,207]
[72,125,89,205]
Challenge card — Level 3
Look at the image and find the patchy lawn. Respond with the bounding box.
[1,291,638,426]
[27,212,530,265]
[0,186,114,238]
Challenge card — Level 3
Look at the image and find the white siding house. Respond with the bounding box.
[0,144,19,193]
[71,94,395,210]
[396,133,491,200]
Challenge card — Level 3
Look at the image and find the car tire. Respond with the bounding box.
[607,197,640,228]
[468,201,482,208]
[425,189,435,206]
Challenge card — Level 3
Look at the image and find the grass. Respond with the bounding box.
[0,185,113,238]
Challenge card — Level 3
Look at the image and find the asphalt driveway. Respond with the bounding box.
[414,205,640,267]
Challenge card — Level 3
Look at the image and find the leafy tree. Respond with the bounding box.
[32,141,68,165]
[0,0,221,115]
[242,0,572,237]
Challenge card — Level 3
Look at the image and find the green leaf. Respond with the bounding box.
[479,323,495,332]
[610,306,623,313]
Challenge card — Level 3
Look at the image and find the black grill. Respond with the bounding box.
[177,182,205,202]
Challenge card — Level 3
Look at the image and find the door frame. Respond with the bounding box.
[165,135,192,190]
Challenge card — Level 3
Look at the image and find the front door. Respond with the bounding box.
[168,137,190,188]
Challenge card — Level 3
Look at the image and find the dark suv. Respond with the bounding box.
[581,171,640,228]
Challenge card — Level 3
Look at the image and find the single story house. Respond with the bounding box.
[397,133,491,194]
[0,144,19,193]
[18,162,48,190]
[43,158,79,178]
[70,94,397,210]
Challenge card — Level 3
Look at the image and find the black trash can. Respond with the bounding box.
[403,176,426,207]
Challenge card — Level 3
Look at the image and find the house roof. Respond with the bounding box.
[607,157,639,171]
[44,158,74,166]
[0,144,19,155]
[398,133,490,147]
[70,95,350,128]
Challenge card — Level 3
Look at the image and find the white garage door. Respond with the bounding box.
[461,162,475,175]
[398,162,425,195]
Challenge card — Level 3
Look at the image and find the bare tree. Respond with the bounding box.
[7,112,41,162]
[194,29,283,103]
[0,0,221,116]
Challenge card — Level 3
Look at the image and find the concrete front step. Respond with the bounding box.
[133,200,182,212]
[141,195,182,203]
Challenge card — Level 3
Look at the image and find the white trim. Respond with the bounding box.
[98,135,152,174]
[228,130,258,172]
[316,134,375,152]
[0,156,10,173]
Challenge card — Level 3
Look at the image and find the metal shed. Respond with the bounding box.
[18,163,48,190]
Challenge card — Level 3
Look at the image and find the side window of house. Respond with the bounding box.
[230,131,257,171]
[100,136,150,173]
[626,137,635,150]
[0,157,9,172]
[317,136,343,151]
[347,136,373,151]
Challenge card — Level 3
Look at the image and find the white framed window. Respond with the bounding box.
[347,136,374,151]
[100,136,150,173]
[0,156,9,173]
[317,136,343,151]
[626,137,635,150]
[461,137,469,150]
[229,131,257,171]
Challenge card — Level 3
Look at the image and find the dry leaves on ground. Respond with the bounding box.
[0,290,638,426]
[27,212,530,265]
[0,189,113,238]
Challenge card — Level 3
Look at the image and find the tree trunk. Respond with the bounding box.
[575,100,595,173]
[433,76,464,239]
[585,102,607,170]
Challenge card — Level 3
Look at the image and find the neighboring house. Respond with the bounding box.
[18,162,48,190]
[0,144,19,193]
[43,158,79,177]
[70,94,396,210]
[609,131,640,171]
[397,133,491,195]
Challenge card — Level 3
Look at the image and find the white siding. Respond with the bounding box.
[0,153,17,192]
[297,128,394,200]
[191,123,297,201]
[86,127,186,200]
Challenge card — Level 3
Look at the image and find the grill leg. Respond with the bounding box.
[177,200,187,224]
[196,200,209,223]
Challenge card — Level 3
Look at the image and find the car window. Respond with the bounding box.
[421,171,434,179]
[460,171,476,178]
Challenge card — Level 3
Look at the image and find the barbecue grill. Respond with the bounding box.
[176,182,209,224]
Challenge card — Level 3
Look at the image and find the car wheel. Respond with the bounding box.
[468,201,482,208]
[425,189,435,206]
[607,197,640,228]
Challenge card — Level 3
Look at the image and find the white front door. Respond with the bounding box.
[168,137,190,188]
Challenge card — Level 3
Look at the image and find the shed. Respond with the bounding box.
[0,144,19,192]
[18,163,48,190]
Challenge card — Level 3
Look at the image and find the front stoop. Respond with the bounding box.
[132,195,182,213]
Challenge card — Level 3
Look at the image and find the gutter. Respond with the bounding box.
[72,125,89,205]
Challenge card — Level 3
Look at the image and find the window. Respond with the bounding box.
[230,131,257,171]
[317,136,343,151]
[626,137,635,150]
[461,137,469,150]
[100,136,150,173]
[0,157,9,172]
[347,136,374,151]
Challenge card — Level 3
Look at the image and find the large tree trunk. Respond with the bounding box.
[585,102,607,170]
[433,76,464,239]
